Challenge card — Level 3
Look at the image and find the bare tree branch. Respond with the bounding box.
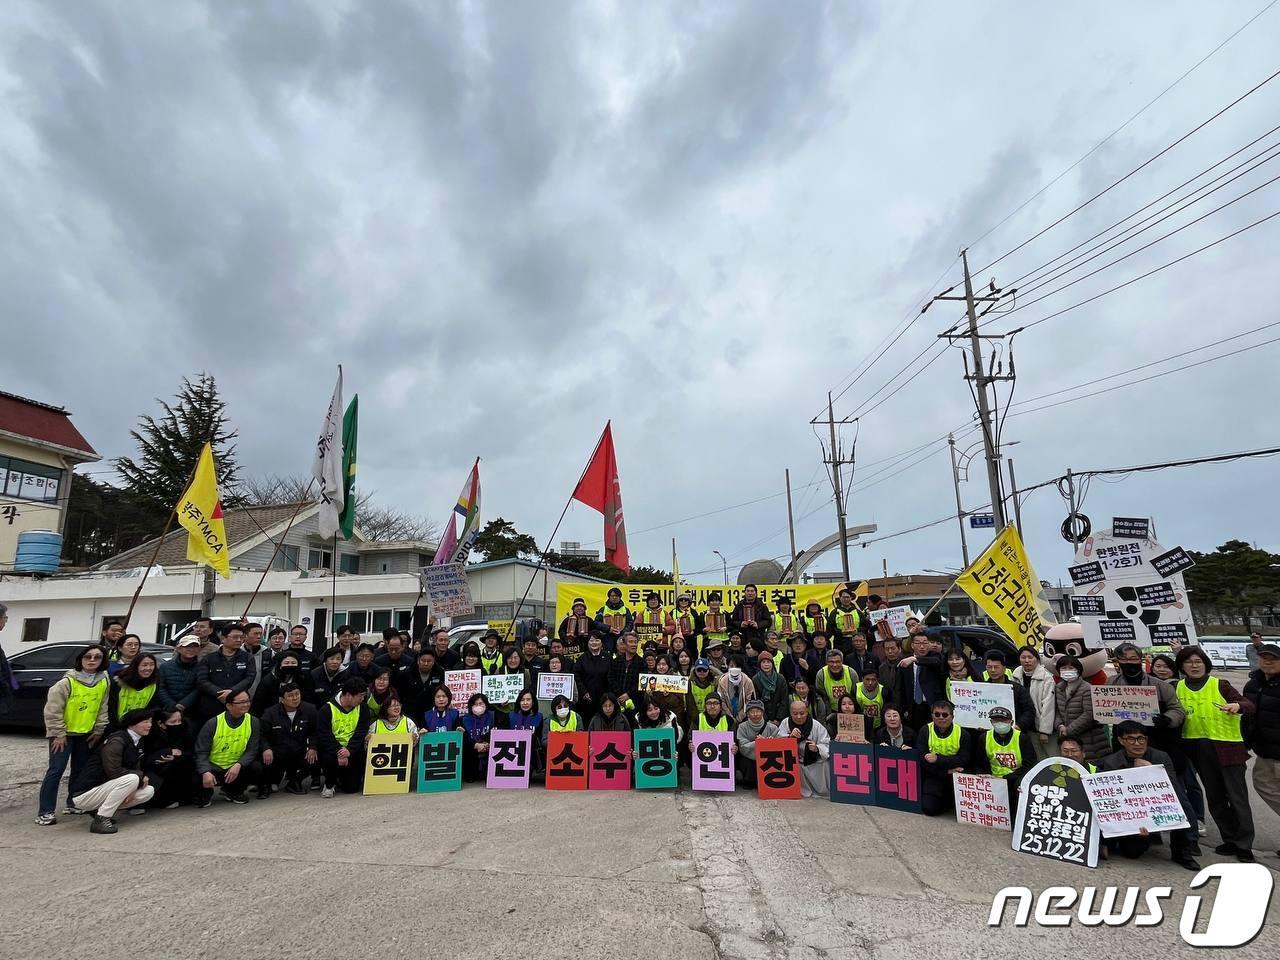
[239,473,438,543]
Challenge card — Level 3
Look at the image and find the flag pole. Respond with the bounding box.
[122,453,205,631]
[503,424,608,647]
[240,482,315,619]
[330,532,339,643]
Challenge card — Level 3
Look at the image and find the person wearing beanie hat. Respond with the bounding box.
[686,658,720,733]
[68,708,156,833]
[735,699,777,789]
[697,691,734,734]
[594,587,634,652]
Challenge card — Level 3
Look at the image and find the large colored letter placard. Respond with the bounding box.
[633,728,678,789]
[416,731,462,793]
[874,744,921,813]
[691,731,735,792]
[588,731,633,790]
[545,731,589,790]
[756,737,801,799]
[830,741,875,805]
[364,733,414,795]
[487,729,533,789]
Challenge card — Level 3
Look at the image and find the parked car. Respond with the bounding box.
[167,615,291,647]
[2,641,173,730]
[872,624,1020,665]
[447,618,542,652]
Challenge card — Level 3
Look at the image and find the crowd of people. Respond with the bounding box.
[8,590,1279,874]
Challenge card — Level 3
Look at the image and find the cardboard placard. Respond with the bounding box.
[422,562,474,617]
[691,731,735,792]
[953,772,1012,830]
[416,731,462,793]
[829,741,876,805]
[1083,764,1191,837]
[1012,757,1101,868]
[545,731,589,790]
[588,731,633,790]
[632,728,678,789]
[486,729,533,789]
[948,681,1016,730]
[1090,686,1160,724]
[835,712,867,743]
[755,737,802,800]
[363,733,415,795]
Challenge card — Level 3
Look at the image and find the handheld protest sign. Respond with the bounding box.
[364,733,414,795]
[835,713,866,743]
[588,731,633,790]
[1011,757,1101,868]
[536,672,575,701]
[545,731,589,790]
[1089,686,1159,725]
[873,744,921,813]
[691,731,735,792]
[829,741,876,805]
[1082,764,1190,837]
[486,729,533,789]
[483,673,525,707]
[445,669,482,708]
[948,682,1015,730]
[416,731,463,793]
[755,737,802,800]
[953,773,1012,830]
[632,728,678,789]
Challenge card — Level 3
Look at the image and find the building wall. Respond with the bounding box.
[358,551,429,576]
[233,511,359,573]
[0,436,71,567]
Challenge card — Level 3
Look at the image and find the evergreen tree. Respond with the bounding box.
[113,373,242,516]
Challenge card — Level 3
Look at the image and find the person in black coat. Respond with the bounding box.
[873,705,916,750]
[69,709,156,833]
[317,679,372,796]
[375,633,417,688]
[1243,644,1280,833]
[915,699,972,816]
[259,682,321,795]
[900,634,945,729]
[729,584,772,649]
[406,649,446,723]
[252,651,313,715]
[574,635,613,722]
[309,648,346,707]
[143,707,198,809]
[844,633,879,682]
[606,633,644,713]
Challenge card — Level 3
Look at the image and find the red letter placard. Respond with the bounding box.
[545,731,589,790]
[588,731,633,790]
[755,737,801,800]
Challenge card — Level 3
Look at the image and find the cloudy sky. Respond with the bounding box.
[3,0,1277,584]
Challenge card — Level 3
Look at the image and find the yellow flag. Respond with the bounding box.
[955,524,1057,646]
[177,442,230,577]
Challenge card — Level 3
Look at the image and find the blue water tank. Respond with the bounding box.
[15,529,63,573]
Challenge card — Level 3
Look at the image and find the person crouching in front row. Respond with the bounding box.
[68,707,157,834]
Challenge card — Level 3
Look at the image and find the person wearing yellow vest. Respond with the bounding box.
[982,706,1035,819]
[542,693,584,756]
[699,591,730,653]
[854,665,889,730]
[1175,646,1256,862]
[478,630,505,676]
[815,649,857,715]
[915,699,971,816]
[1057,735,1096,773]
[771,598,800,643]
[36,644,111,825]
[667,593,701,647]
[826,589,862,651]
[366,696,419,742]
[697,692,736,735]
[108,654,159,731]
[195,689,261,806]
[319,678,372,796]
[685,659,719,733]
[799,601,826,643]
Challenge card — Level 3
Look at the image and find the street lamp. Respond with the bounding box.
[712,550,728,584]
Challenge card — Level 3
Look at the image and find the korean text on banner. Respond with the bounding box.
[691,731,735,791]
[422,563,474,618]
[556,583,841,622]
[416,731,463,792]
[1090,686,1160,724]
[633,728,678,789]
[536,672,575,702]
[486,729,533,789]
[953,773,1012,830]
[483,673,525,706]
[948,681,1016,730]
[868,605,914,640]
[639,674,689,695]
[955,524,1056,646]
[445,669,481,708]
[1083,765,1191,837]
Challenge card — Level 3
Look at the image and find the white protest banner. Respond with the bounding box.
[445,669,481,707]
[536,672,575,701]
[953,773,1012,831]
[483,673,525,705]
[949,681,1016,730]
[421,563,474,618]
[868,605,914,639]
[1090,686,1160,724]
[1083,764,1191,837]
[639,674,689,695]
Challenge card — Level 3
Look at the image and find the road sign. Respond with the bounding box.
[969,514,995,529]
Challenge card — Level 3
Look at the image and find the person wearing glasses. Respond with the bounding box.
[36,644,111,825]
[1246,631,1271,672]
[1098,720,1201,871]
[915,699,971,816]
[194,690,262,806]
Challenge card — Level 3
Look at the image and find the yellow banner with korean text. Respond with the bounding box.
[556,583,848,623]
[956,525,1057,647]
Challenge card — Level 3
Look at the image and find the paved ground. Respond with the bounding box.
[1,731,1277,960]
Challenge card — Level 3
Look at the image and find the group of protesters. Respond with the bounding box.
[16,587,1280,875]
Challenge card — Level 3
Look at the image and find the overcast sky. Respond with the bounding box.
[3,1,1277,584]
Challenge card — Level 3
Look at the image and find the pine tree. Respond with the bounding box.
[113,373,242,517]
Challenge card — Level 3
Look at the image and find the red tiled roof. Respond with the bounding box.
[0,390,99,460]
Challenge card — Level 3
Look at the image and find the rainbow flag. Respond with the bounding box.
[433,458,481,565]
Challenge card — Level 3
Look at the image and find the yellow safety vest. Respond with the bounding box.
[985,729,1023,777]
[374,717,409,736]
[855,685,885,727]
[832,608,861,634]
[480,649,502,674]
[329,702,361,747]
[690,681,715,716]
[210,713,252,768]
[636,608,665,627]
[669,609,697,636]
[549,712,579,734]
[698,714,728,732]
[927,723,962,756]
[774,612,798,636]
[702,610,729,641]
[65,677,108,735]
[1177,679,1243,742]
[800,613,824,637]
[818,667,854,710]
[114,682,156,720]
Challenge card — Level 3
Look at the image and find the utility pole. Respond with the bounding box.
[948,434,970,567]
[811,392,854,582]
[1007,457,1023,537]
[201,565,216,617]
[784,468,799,576]
[934,250,1014,530]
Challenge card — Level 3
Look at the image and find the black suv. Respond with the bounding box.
[2,642,172,730]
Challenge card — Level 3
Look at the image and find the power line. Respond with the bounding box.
[966,0,1280,253]
[974,63,1280,275]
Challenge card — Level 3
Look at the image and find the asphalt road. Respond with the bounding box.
[1,730,1277,960]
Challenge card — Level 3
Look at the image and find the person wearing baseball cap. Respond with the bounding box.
[1244,641,1280,853]
[687,658,718,734]
[157,635,203,716]
[983,705,1034,817]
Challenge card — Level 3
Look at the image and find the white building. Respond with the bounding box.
[0,500,609,653]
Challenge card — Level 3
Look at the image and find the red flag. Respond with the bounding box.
[572,421,629,574]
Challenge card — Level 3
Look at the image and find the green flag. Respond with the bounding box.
[338,395,358,539]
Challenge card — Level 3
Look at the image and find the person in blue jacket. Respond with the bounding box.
[507,689,545,778]
[461,692,497,782]
[422,685,461,733]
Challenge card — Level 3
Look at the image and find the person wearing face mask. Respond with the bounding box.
[1175,646,1256,863]
[715,656,756,723]
[461,693,497,783]
[1053,655,1111,762]
[253,651,312,715]
[981,706,1035,819]
[1107,641,1188,772]
[544,694,583,754]
[143,706,197,808]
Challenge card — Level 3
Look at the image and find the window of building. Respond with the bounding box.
[371,609,393,632]
[395,610,414,631]
[308,548,333,570]
[340,554,360,575]
[334,609,368,633]
[0,455,64,503]
[272,544,301,571]
[20,617,50,643]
